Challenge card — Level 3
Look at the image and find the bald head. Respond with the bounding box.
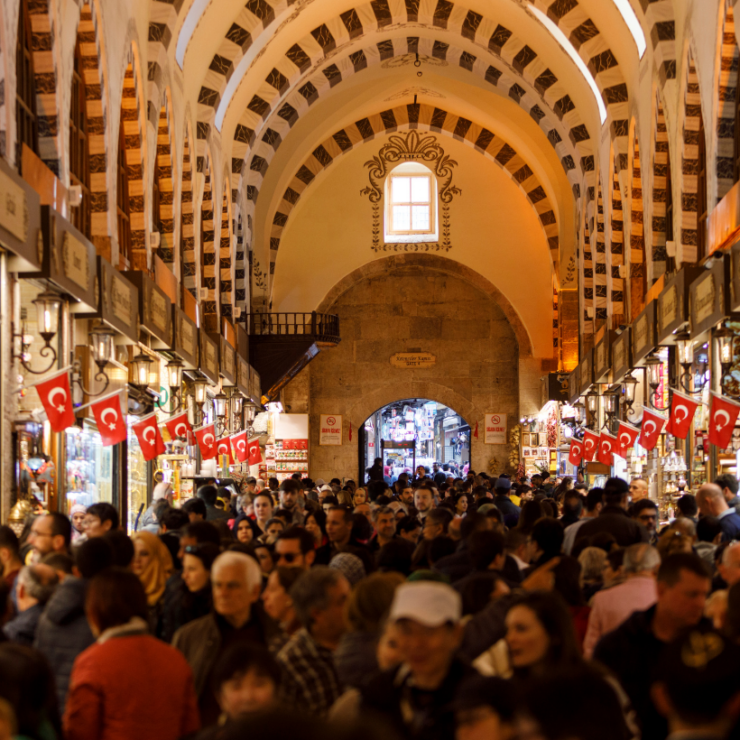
[697,484,728,518]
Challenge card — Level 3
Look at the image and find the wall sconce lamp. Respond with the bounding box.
[13,290,63,375]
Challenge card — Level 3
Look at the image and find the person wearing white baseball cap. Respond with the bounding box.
[361,581,478,740]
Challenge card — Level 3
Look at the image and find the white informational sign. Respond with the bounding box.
[484,413,507,444]
[319,414,343,446]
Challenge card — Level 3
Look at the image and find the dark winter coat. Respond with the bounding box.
[34,576,95,712]
[574,505,649,548]
[3,602,44,646]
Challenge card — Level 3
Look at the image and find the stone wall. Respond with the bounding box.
[285,263,521,482]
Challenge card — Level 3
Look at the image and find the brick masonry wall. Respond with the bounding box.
[283,264,520,482]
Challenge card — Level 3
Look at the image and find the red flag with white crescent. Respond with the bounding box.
[664,390,700,440]
[231,431,248,462]
[639,408,666,451]
[35,370,75,432]
[217,436,234,464]
[133,413,166,461]
[194,424,217,460]
[616,421,640,458]
[164,411,192,441]
[598,432,618,466]
[568,439,584,466]
[582,430,600,462]
[708,393,740,449]
[91,393,127,447]
[247,437,263,466]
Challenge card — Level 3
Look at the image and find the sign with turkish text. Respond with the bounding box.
[390,352,436,368]
[485,413,507,444]
[320,414,343,446]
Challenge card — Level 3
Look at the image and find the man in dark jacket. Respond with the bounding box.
[197,484,231,521]
[3,564,57,645]
[362,581,475,740]
[697,483,740,542]
[593,552,712,740]
[34,536,115,712]
[493,478,520,527]
[575,477,648,548]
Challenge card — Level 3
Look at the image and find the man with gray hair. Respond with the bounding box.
[173,550,282,724]
[277,566,350,716]
[583,543,660,658]
[2,563,58,645]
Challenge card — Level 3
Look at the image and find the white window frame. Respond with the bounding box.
[384,163,439,244]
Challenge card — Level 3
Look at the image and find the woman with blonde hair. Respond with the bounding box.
[131,531,173,638]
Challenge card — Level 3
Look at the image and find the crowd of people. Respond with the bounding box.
[2,469,740,740]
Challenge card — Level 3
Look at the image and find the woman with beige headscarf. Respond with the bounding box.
[132,530,173,638]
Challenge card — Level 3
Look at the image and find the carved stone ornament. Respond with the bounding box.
[360,130,461,253]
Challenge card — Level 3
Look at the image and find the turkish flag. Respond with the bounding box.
[133,413,166,461]
[164,411,192,441]
[568,439,584,466]
[231,431,248,462]
[708,393,740,449]
[194,424,217,460]
[639,408,666,451]
[35,370,75,432]
[91,393,127,447]
[665,390,700,440]
[598,432,618,466]
[616,422,641,458]
[247,437,263,466]
[217,436,234,464]
[582,430,600,462]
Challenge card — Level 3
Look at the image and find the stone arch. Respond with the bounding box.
[593,176,607,330]
[200,152,216,327]
[651,88,670,284]
[610,161,625,328]
[181,124,197,296]
[640,0,677,84]
[218,182,234,320]
[0,4,7,157]
[267,108,560,276]
[315,253,532,357]
[716,0,739,202]
[582,198,594,345]
[154,93,176,268]
[629,125,646,320]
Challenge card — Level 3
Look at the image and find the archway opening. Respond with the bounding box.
[360,398,470,484]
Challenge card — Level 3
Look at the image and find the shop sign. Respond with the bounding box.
[237,356,250,396]
[695,277,716,326]
[611,327,631,381]
[220,337,236,386]
[124,270,172,347]
[111,272,133,325]
[179,311,197,362]
[320,414,343,445]
[79,256,138,340]
[631,301,656,366]
[62,232,89,291]
[150,291,168,333]
[593,333,613,383]
[200,332,219,385]
[579,349,594,394]
[249,366,262,403]
[0,156,42,273]
[390,352,436,368]
[484,413,507,444]
[658,285,677,333]
[567,366,580,405]
[689,257,728,339]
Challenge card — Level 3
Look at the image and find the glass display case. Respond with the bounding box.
[65,422,115,510]
[127,418,149,533]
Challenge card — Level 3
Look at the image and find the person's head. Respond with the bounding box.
[528,518,564,561]
[132,531,173,604]
[676,494,698,520]
[389,582,463,684]
[182,497,207,522]
[75,536,115,579]
[230,515,253,544]
[353,488,368,506]
[177,520,221,561]
[275,527,316,570]
[261,566,303,626]
[455,675,515,740]
[656,553,711,630]
[400,486,414,505]
[289,567,350,644]
[658,520,696,558]
[354,503,372,522]
[252,492,274,522]
[70,504,86,534]
[468,529,506,572]
[326,506,353,546]
[211,551,263,624]
[629,477,649,502]
[505,591,581,674]
[28,513,71,557]
[84,503,119,538]
[40,551,75,581]
[561,490,583,519]
[696,515,723,544]
[182,543,221,593]
[719,542,740,588]
[696,483,729,517]
[623,543,660,577]
[304,509,327,545]
[252,542,275,575]
[85,567,148,636]
[373,506,396,542]
[584,487,603,515]
[652,626,740,733]
[423,508,452,541]
[211,644,281,720]
[279,479,302,510]
[577,547,606,584]
[396,514,421,544]
[631,498,658,533]
[495,478,512,498]
[714,473,740,504]
[0,527,20,569]
[376,538,415,576]
[344,572,404,633]
[414,488,434,514]
[15,564,58,611]
[603,477,630,508]
[197,484,219,507]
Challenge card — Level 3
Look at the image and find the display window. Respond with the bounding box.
[127,417,149,533]
[65,422,116,510]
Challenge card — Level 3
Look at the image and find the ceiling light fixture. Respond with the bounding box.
[612,0,646,58]
[527,5,608,124]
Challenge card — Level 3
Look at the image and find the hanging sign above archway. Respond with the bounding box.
[390,352,436,368]
[485,414,508,444]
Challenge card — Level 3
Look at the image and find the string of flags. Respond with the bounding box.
[568,391,740,466]
[31,369,262,465]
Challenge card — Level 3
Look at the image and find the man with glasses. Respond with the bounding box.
[275,527,316,570]
[631,499,659,546]
[28,513,72,561]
